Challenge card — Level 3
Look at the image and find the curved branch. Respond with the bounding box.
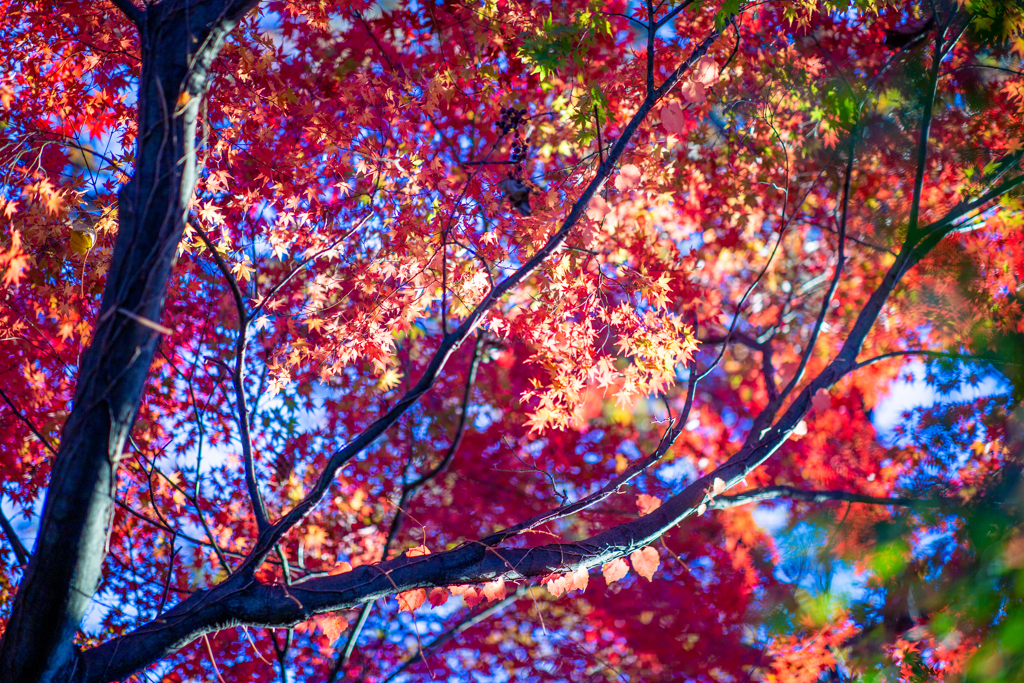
[76,33,721,682]
[853,349,1021,371]
[0,506,30,567]
[710,485,958,511]
[193,222,269,533]
[79,455,721,683]
[109,0,144,26]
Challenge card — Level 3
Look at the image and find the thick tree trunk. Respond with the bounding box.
[0,2,255,681]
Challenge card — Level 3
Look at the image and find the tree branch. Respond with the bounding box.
[109,0,144,26]
[853,349,1021,371]
[905,34,942,241]
[193,222,269,533]
[709,485,957,511]
[73,34,724,682]
[776,124,856,405]
[0,505,30,567]
[68,213,956,682]
[0,1,264,679]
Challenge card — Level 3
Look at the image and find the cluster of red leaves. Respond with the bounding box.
[1,0,1024,681]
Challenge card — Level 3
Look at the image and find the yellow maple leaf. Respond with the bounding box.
[1011,36,1024,60]
[377,367,402,391]
[231,259,254,282]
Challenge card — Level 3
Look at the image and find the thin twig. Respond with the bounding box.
[193,222,269,532]
[382,585,527,683]
[710,485,959,511]
[479,359,699,547]
[330,335,484,677]
[0,386,57,455]
[0,503,30,567]
[853,349,1020,371]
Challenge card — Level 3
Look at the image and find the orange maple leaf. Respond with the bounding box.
[462,587,483,608]
[396,589,426,612]
[319,614,349,642]
[328,561,352,576]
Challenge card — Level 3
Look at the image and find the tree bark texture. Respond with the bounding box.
[0,2,256,681]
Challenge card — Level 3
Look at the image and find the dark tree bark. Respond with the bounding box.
[0,2,257,681]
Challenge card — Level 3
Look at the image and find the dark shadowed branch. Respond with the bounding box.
[710,485,959,511]
[109,0,144,26]
[0,506,29,567]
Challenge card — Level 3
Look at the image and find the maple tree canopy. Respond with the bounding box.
[1,0,1024,681]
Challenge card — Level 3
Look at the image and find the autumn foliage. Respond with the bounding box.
[1,0,1024,681]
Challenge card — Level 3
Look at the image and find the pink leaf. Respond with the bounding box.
[587,195,611,221]
[614,164,641,191]
[571,567,589,592]
[602,558,629,585]
[630,547,660,581]
[660,101,685,135]
[693,56,720,85]
[637,494,663,516]
[462,587,483,608]
[681,80,706,105]
[812,388,832,413]
[428,587,449,607]
[543,573,569,598]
